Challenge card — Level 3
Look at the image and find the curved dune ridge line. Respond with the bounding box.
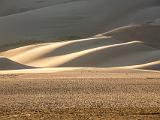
[1,35,160,70]
[0,0,160,71]
[125,60,160,70]
[0,57,32,70]
[0,0,160,49]
[0,38,160,71]
[0,0,74,17]
[103,24,160,49]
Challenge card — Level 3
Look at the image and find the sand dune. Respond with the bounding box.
[0,0,160,49]
[103,24,160,48]
[1,36,160,70]
[0,57,32,70]
[0,1,160,119]
[125,60,160,70]
[0,25,160,70]
[0,0,159,71]
[0,0,72,17]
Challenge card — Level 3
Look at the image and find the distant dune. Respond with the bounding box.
[0,0,159,71]
[0,0,160,47]
[0,0,72,17]
[1,35,160,70]
[126,60,160,70]
[103,24,160,49]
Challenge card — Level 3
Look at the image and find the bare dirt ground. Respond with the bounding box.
[0,68,160,120]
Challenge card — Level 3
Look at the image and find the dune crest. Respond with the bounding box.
[0,57,32,70]
[103,24,160,49]
[1,35,160,70]
[0,0,160,49]
[0,0,160,71]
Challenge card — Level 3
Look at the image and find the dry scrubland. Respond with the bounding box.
[0,69,160,120]
[0,0,160,119]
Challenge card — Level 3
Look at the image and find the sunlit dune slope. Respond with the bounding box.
[125,60,160,70]
[0,57,32,70]
[0,0,160,71]
[103,24,160,49]
[1,35,160,69]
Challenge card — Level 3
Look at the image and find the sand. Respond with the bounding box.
[0,0,160,48]
[0,36,159,70]
[0,68,160,120]
[0,0,160,119]
[0,0,159,70]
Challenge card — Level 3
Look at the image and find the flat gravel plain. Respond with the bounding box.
[0,69,160,120]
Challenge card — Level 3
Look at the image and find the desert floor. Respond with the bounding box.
[0,68,160,120]
[0,0,160,119]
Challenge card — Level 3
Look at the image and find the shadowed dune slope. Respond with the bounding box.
[0,0,160,49]
[1,36,160,70]
[0,0,160,71]
[0,57,32,70]
[103,24,160,49]
[126,61,160,70]
[0,0,73,17]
